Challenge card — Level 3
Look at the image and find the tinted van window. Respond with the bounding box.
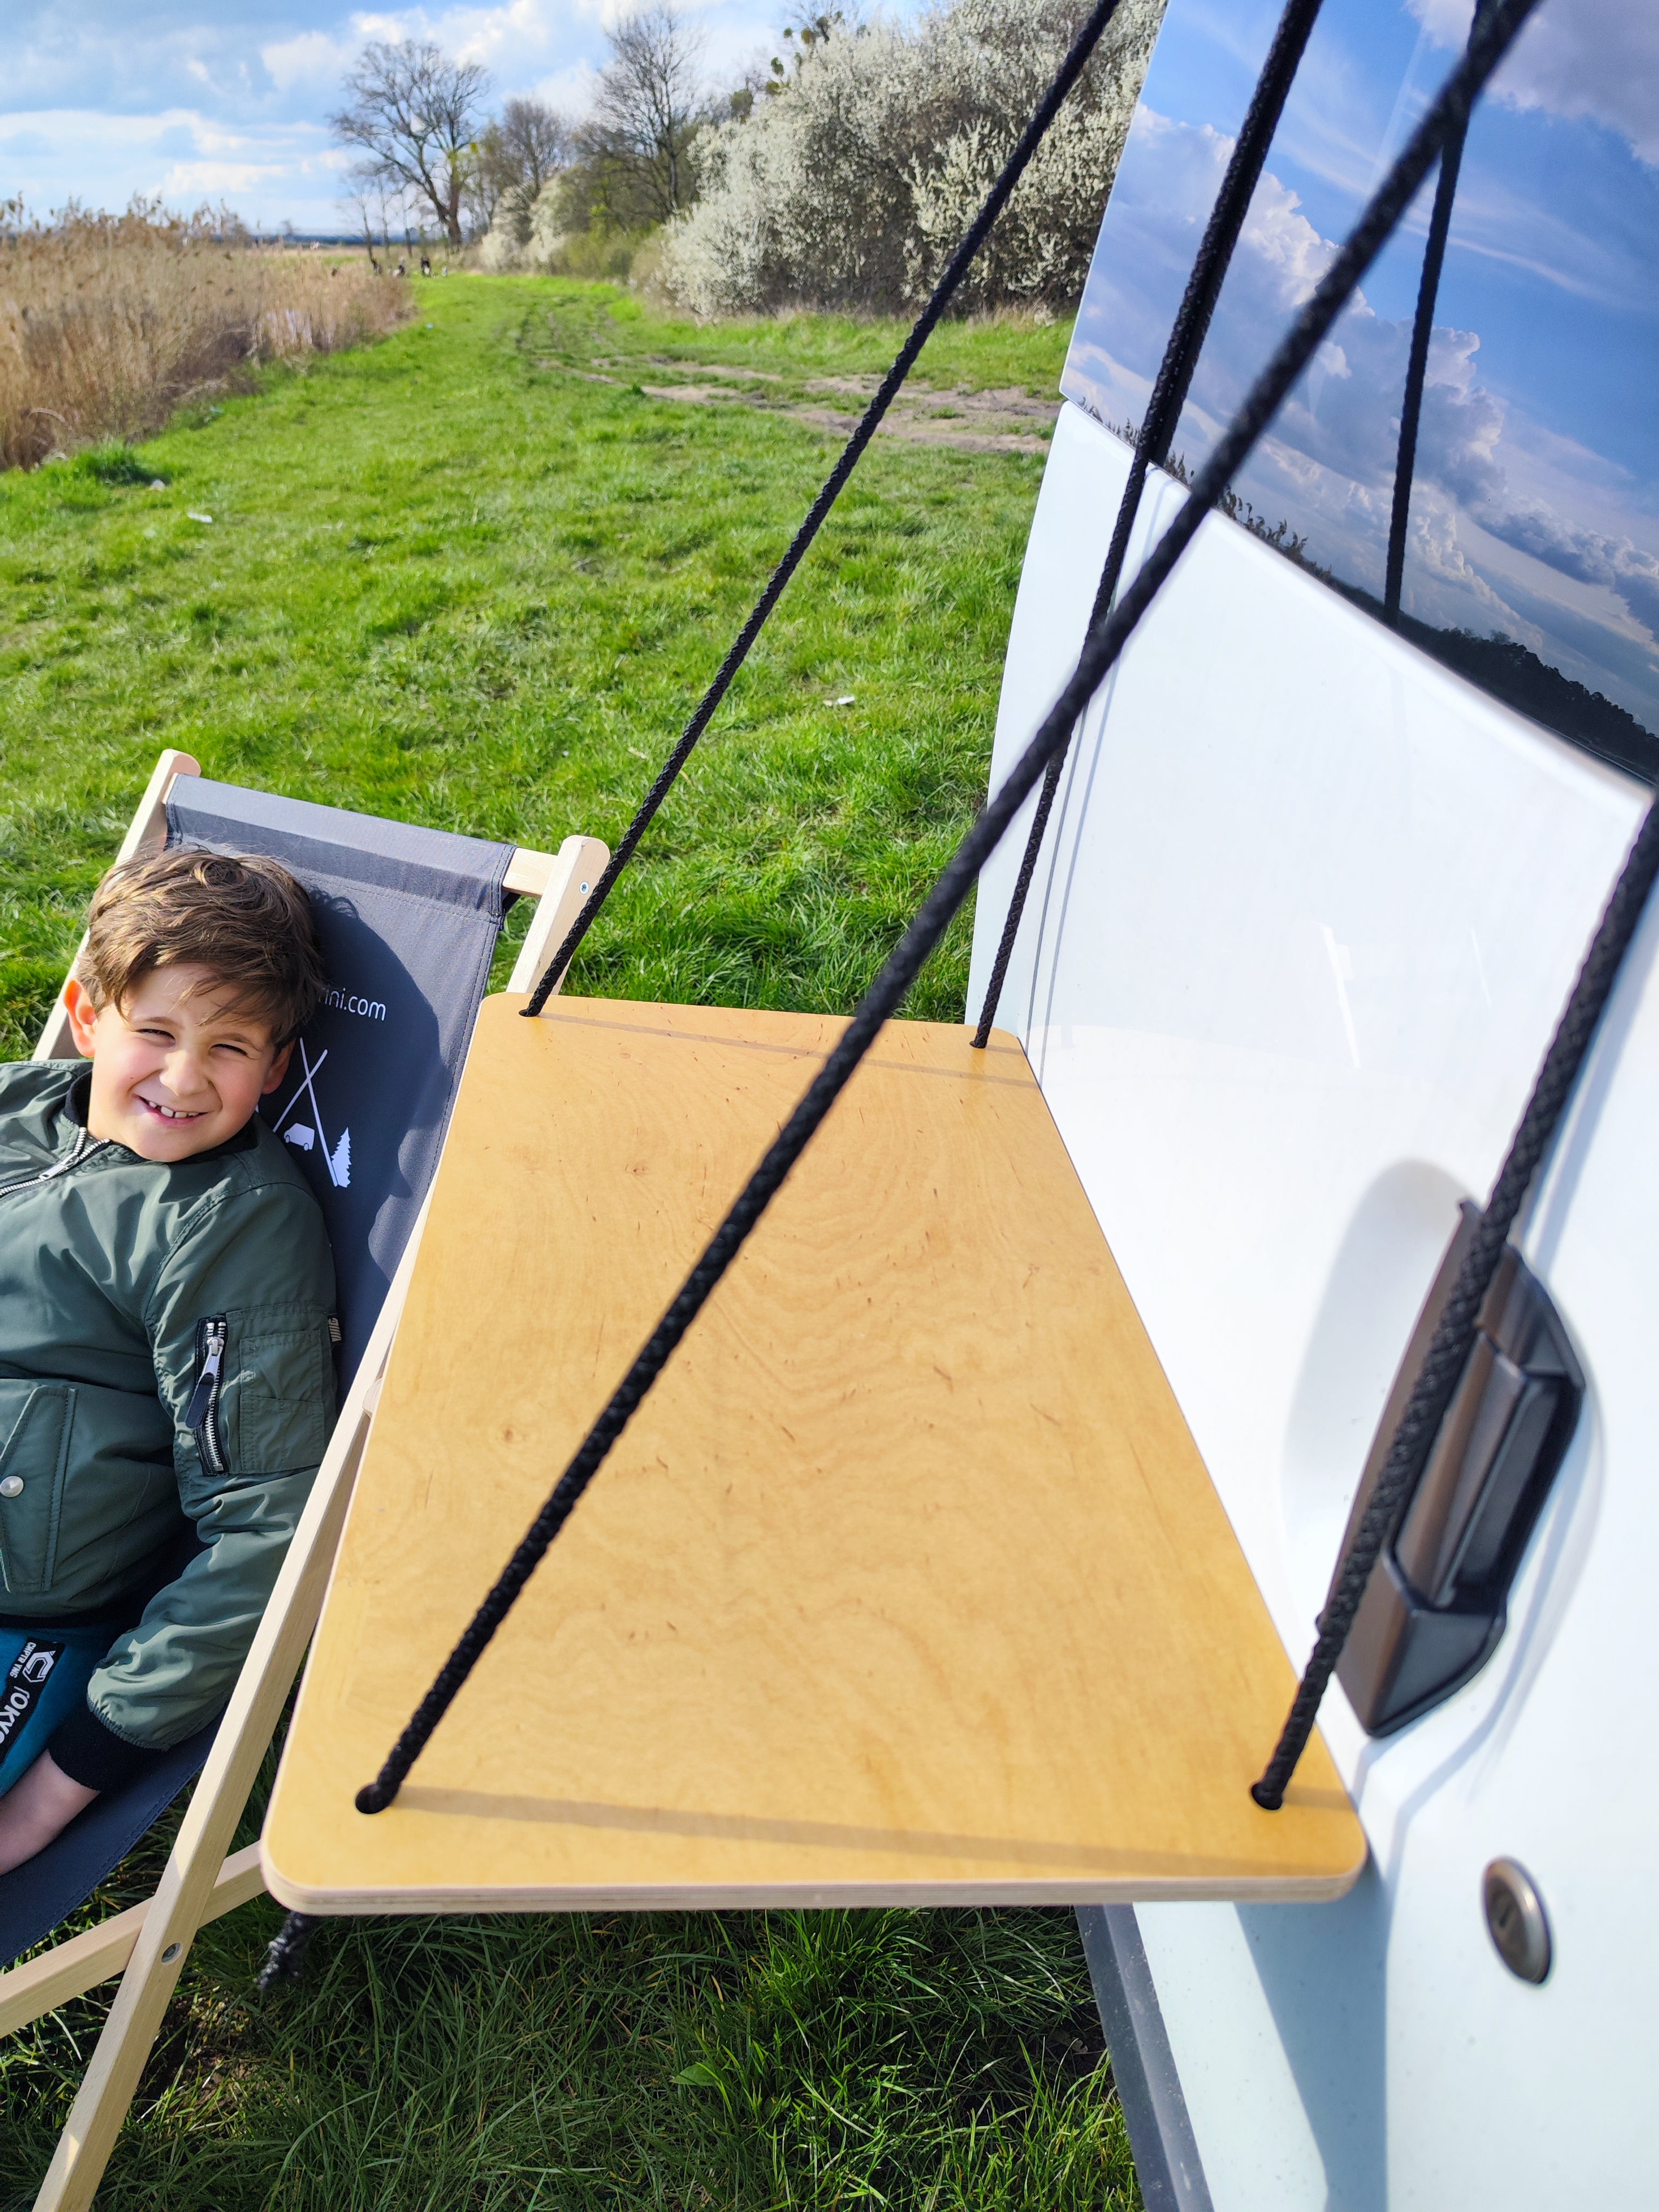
[1063,0,1659,782]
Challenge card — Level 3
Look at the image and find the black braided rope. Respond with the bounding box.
[972,0,1327,1049]
[1382,140,1464,619]
[1252,795,1659,1806]
[358,0,1542,1816]
[522,0,1130,1018]
[255,1910,319,1994]
[970,745,1071,1050]
[1383,0,1492,620]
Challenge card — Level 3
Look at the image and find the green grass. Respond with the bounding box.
[6,1756,1135,2208]
[0,278,1139,2207]
[1,279,1065,1057]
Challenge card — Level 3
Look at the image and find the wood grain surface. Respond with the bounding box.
[263,996,1364,1912]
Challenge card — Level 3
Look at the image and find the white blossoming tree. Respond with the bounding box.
[657,0,1166,318]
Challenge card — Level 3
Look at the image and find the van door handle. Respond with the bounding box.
[1332,1202,1584,1736]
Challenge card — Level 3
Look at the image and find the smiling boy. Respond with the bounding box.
[0,847,335,1872]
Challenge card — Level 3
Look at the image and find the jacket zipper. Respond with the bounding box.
[0,1131,111,1199]
[186,1317,230,1474]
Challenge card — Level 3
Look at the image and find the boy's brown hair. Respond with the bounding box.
[75,846,328,1047]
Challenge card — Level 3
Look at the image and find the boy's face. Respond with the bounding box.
[64,965,294,1162]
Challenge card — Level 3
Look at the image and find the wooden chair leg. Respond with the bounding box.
[0,1846,264,2039]
[28,1191,427,2211]
[30,1405,372,2210]
[508,834,610,995]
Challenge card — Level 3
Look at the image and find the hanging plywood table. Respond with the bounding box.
[262,995,1364,1912]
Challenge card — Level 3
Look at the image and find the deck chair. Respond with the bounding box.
[1,748,605,2211]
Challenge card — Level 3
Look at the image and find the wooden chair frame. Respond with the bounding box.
[2,750,606,2212]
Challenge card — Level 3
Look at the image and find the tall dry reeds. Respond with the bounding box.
[0,198,415,470]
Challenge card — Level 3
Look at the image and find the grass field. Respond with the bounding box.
[0,276,1142,2208]
[2,277,1073,1057]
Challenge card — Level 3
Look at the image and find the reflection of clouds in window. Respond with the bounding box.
[1404,494,1522,625]
[1064,49,1659,738]
[1475,507,1659,637]
[1414,0,1659,167]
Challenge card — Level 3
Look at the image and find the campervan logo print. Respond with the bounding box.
[271,1038,353,1189]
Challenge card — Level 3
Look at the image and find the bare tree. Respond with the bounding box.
[488,99,573,204]
[474,98,574,235]
[345,179,406,271]
[582,5,709,227]
[331,41,492,248]
[345,187,375,269]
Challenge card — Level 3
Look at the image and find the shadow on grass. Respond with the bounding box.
[5,1720,1141,2210]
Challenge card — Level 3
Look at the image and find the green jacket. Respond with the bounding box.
[0,1060,335,1780]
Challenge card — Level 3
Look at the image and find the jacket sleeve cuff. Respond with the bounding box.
[48,1702,161,1792]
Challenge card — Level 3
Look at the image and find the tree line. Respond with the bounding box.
[331,1,1165,314]
[329,5,726,257]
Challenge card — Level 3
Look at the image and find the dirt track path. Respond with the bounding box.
[545,354,1057,454]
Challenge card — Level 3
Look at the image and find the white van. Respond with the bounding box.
[969,1,1659,2201]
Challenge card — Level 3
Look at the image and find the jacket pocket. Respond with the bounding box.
[227,1312,333,1474]
[0,1380,77,1595]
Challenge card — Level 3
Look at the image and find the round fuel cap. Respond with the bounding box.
[1483,1858,1552,1983]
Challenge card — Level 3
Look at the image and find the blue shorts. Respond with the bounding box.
[0,1623,111,1797]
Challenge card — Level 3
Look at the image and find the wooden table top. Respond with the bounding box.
[262,995,1364,1913]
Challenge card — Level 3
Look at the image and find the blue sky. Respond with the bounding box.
[0,1,792,231]
[1064,0,1659,731]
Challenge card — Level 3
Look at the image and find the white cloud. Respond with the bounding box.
[0,104,345,227]
[1407,0,1659,165]
[330,0,770,72]
[1407,493,1530,632]
[1404,0,1478,44]
[1475,506,1659,637]
[261,31,359,93]
[160,158,285,194]
[329,0,587,72]
[2,0,778,120]
[1065,106,1659,664]
[530,60,600,112]
[1,0,804,231]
